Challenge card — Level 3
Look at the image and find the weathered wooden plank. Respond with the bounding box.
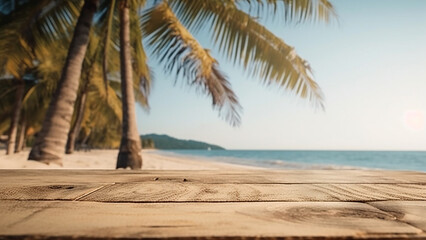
[1,170,426,184]
[80,182,426,202]
[370,201,426,232]
[0,200,423,239]
[0,183,108,201]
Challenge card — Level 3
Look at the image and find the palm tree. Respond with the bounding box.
[65,84,88,154]
[15,110,26,152]
[5,79,24,154]
[115,0,143,169]
[3,0,335,168]
[101,0,335,169]
[64,31,102,154]
[65,30,125,154]
[28,0,99,164]
[0,2,36,154]
[0,8,144,157]
[97,0,151,169]
[0,22,76,155]
[3,0,147,166]
[1,1,83,156]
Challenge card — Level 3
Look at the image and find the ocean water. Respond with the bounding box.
[157,150,426,172]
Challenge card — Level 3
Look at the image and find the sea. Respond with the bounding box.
[157,150,426,172]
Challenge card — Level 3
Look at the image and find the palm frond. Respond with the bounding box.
[0,37,34,78]
[282,0,336,23]
[30,0,82,46]
[170,0,335,33]
[170,0,325,108]
[80,85,123,148]
[99,0,117,94]
[143,2,241,126]
[234,0,336,23]
[0,0,81,78]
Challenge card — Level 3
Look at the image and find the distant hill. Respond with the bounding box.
[141,134,225,150]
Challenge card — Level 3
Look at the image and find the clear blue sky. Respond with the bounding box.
[137,0,426,150]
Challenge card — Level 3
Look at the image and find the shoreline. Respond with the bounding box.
[2,149,424,172]
[0,149,259,170]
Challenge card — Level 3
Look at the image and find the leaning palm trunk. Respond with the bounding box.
[28,0,98,164]
[66,86,88,154]
[15,113,26,153]
[116,0,142,169]
[7,81,24,155]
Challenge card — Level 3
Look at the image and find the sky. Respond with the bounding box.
[137,0,426,150]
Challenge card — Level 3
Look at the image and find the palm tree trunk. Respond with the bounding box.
[65,87,88,154]
[15,113,26,153]
[116,0,142,169]
[21,128,26,151]
[81,129,91,145]
[6,81,24,155]
[28,0,98,164]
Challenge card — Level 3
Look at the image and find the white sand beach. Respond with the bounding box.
[0,149,255,170]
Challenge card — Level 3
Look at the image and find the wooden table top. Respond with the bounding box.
[1,169,426,239]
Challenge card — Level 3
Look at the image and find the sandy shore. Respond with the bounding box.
[0,149,256,170]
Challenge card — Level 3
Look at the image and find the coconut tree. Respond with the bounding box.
[0,29,38,155]
[3,0,335,168]
[5,80,24,154]
[115,0,143,168]
[0,2,36,154]
[0,2,143,157]
[0,34,129,154]
[65,72,125,153]
[99,0,335,169]
[15,111,26,152]
[0,26,73,155]
[0,0,92,160]
[65,30,126,154]
[0,0,83,154]
[65,85,88,154]
[65,30,103,154]
[97,0,150,169]
[28,0,99,164]
[7,0,147,166]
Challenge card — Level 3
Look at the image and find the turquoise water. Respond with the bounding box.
[158,150,426,172]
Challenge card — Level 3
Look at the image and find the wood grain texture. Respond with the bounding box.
[1,170,426,239]
[370,201,426,232]
[1,169,426,184]
[79,182,426,202]
[0,183,108,200]
[0,200,423,239]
